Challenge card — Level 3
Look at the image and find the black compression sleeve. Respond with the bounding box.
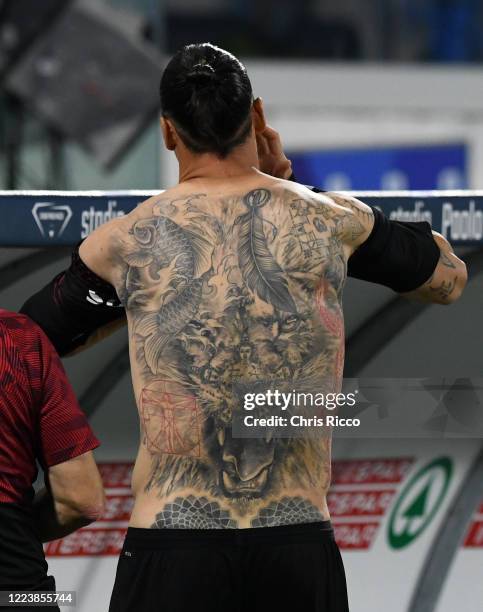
[347,207,440,292]
[20,245,125,356]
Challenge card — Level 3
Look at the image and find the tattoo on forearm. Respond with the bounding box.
[439,251,457,269]
[429,276,457,300]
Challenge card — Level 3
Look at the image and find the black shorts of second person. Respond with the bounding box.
[0,505,60,612]
[109,522,349,612]
[0,576,60,612]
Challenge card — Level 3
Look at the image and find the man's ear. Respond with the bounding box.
[252,98,267,134]
[160,117,177,151]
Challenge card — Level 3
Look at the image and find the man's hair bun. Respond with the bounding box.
[186,63,216,85]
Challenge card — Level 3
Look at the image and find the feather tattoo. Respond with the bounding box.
[237,189,297,313]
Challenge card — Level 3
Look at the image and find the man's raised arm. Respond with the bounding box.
[20,217,127,356]
[257,125,467,305]
[327,191,467,305]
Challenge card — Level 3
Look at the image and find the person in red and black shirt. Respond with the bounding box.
[0,310,105,611]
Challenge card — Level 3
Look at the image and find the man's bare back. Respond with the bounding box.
[81,174,373,529]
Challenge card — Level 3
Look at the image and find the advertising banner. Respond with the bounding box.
[1,190,483,247]
[437,495,483,612]
[45,440,481,611]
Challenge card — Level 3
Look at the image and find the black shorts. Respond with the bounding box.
[109,521,349,612]
[0,504,59,612]
[0,576,59,612]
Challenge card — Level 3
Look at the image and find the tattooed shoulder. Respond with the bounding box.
[327,192,375,224]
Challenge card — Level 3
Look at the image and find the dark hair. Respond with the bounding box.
[160,43,254,158]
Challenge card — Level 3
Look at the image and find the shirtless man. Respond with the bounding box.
[22,43,467,612]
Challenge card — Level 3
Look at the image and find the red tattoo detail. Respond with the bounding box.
[315,278,345,384]
[140,381,201,457]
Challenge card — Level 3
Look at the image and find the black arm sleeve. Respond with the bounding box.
[291,177,441,292]
[20,244,125,356]
[347,207,440,292]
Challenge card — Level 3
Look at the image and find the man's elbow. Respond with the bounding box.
[58,489,106,526]
[76,489,106,523]
[78,498,106,524]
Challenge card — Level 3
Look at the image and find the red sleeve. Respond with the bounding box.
[21,321,100,467]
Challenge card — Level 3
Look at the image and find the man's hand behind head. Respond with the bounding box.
[256,126,293,180]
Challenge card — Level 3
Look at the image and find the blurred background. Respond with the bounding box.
[1,2,483,612]
[1,0,483,191]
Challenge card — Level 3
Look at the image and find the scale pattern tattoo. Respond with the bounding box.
[151,496,237,529]
[251,497,325,528]
[112,186,365,528]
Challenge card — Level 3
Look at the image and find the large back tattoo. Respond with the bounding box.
[112,186,366,528]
